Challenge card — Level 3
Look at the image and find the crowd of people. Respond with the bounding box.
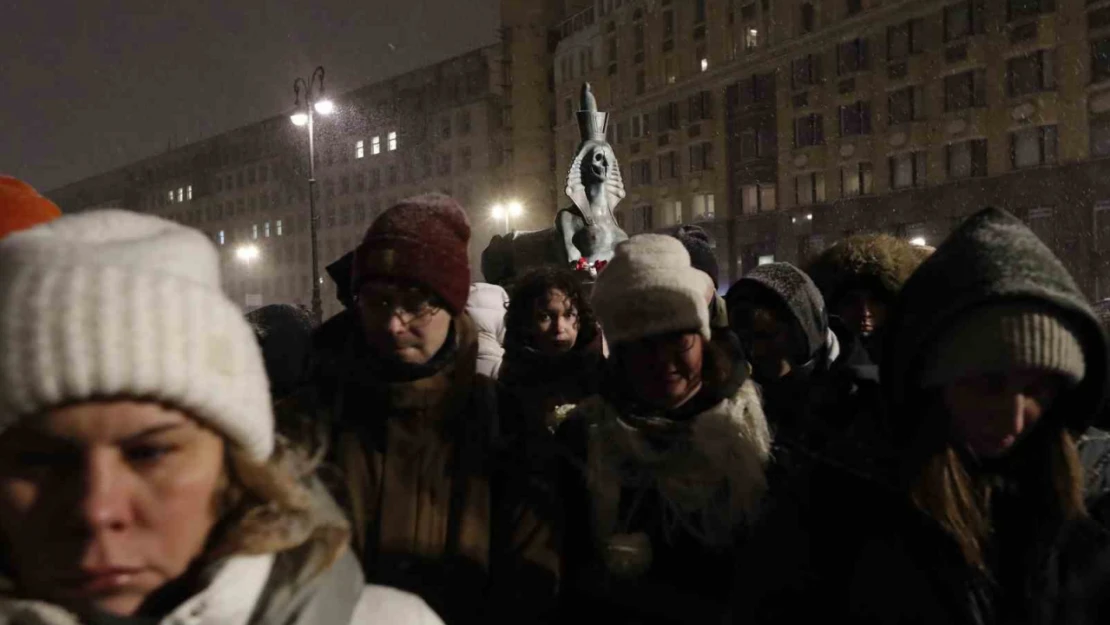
[2,174,1110,624]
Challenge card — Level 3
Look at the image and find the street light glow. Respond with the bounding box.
[290,112,308,126]
[910,236,927,247]
[508,201,523,217]
[491,203,505,220]
[236,244,260,263]
[314,99,335,115]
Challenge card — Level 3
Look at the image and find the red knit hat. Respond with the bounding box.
[352,193,471,314]
[0,176,62,240]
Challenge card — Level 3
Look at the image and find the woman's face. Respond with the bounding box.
[943,370,1066,459]
[0,401,226,617]
[619,332,705,410]
[834,288,888,338]
[735,306,793,383]
[531,288,580,355]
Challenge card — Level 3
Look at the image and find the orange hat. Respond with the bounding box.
[0,176,62,240]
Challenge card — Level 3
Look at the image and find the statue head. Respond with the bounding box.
[565,83,626,222]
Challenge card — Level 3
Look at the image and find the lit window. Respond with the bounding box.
[388,131,398,151]
[277,219,283,236]
[186,185,193,201]
[168,190,174,202]
[177,188,184,203]
[371,136,381,155]
[356,140,365,159]
[745,28,759,51]
[700,58,709,72]
[218,230,225,246]
[264,222,271,238]
[758,254,775,266]
[252,224,259,240]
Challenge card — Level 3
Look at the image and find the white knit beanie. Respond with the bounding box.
[0,210,274,460]
[592,234,714,346]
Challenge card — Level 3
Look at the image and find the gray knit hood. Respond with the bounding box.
[883,207,1108,438]
[727,262,829,368]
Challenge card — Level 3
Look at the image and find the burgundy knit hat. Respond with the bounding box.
[352,193,471,314]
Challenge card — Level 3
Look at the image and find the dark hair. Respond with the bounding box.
[504,266,598,350]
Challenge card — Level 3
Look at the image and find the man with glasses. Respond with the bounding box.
[303,193,558,624]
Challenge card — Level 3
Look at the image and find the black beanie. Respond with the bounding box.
[674,225,720,288]
[246,304,316,401]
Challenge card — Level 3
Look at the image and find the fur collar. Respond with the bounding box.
[574,379,771,547]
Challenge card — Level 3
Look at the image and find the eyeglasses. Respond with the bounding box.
[355,286,441,328]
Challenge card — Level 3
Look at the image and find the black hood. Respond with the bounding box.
[327,251,356,309]
[882,207,1108,438]
[727,262,829,365]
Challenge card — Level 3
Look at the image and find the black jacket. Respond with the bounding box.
[735,208,1110,625]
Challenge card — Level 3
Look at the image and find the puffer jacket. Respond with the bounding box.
[736,208,1110,625]
[557,360,771,625]
[466,283,509,380]
[0,482,442,625]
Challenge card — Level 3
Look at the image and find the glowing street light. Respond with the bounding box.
[491,200,524,234]
[490,203,504,220]
[236,244,260,264]
[910,236,927,247]
[290,112,308,126]
[314,99,335,115]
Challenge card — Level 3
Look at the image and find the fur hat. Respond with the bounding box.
[592,234,714,345]
[0,176,62,240]
[0,210,274,460]
[352,193,471,315]
[807,233,927,307]
[922,301,1087,389]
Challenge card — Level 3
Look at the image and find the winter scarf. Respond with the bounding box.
[572,378,771,549]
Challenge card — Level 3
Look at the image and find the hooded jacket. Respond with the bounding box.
[735,208,1110,625]
[0,480,442,625]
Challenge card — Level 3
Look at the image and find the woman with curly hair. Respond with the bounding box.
[0,211,439,624]
[500,266,605,438]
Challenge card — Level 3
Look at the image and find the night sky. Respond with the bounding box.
[0,0,499,192]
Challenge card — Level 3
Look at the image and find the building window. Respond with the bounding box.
[355,140,365,159]
[437,153,453,176]
[846,0,863,16]
[218,230,225,246]
[631,159,653,184]
[946,139,988,178]
[800,2,815,33]
[792,54,822,89]
[1007,50,1055,97]
[174,188,182,203]
[388,131,398,151]
[741,3,756,20]
[838,38,870,75]
[758,254,776,266]
[692,193,716,220]
[640,205,654,231]
[371,136,381,155]
[187,185,193,201]
[252,224,259,240]
[264,222,271,238]
[945,1,983,41]
[1011,125,1058,169]
[695,0,707,23]
[887,20,924,61]
[607,37,618,74]
[1008,0,1054,22]
[1091,113,1110,157]
[659,151,679,178]
[671,199,684,225]
[341,176,351,195]
[441,116,452,139]
[634,22,645,61]
[745,28,760,51]
[1093,38,1110,83]
[1091,6,1110,31]
[944,69,987,111]
[636,70,646,94]
[888,86,924,125]
[839,101,872,136]
[460,147,473,171]
[889,151,927,189]
[795,172,826,205]
[276,220,283,236]
[689,142,714,171]
[841,162,874,197]
[458,110,472,135]
[688,91,713,122]
[663,10,675,43]
[631,113,651,138]
[794,114,825,147]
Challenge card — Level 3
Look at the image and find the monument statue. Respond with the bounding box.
[482,83,629,285]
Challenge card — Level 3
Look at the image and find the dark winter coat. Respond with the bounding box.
[246,304,316,403]
[735,208,1110,625]
[498,324,605,439]
[556,355,771,625]
[287,310,560,624]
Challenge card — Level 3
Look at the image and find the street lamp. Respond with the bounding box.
[291,65,334,324]
[491,200,524,234]
[236,243,261,264]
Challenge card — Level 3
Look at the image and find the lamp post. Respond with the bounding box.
[490,200,524,234]
[291,66,334,324]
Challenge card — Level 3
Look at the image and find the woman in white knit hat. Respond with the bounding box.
[555,234,771,625]
[0,210,441,624]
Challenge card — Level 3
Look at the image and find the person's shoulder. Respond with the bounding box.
[350,585,445,624]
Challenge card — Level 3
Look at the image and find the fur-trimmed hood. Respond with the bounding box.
[570,379,771,548]
[806,233,930,306]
